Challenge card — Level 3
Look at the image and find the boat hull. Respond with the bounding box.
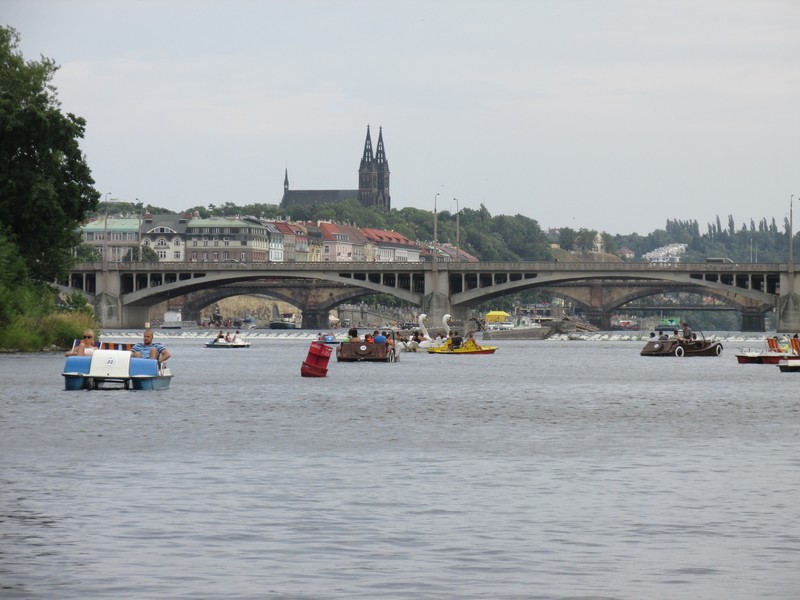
[269,321,299,329]
[482,327,549,341]
[640,339,723,357]
[62,350,172,390]
[736,352,785,364]
[778,358,800,372]
[336,342,398,362]
[205,341,251,348]
[427,346,497,355]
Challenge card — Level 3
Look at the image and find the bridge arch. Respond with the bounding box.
[182,282,381,328]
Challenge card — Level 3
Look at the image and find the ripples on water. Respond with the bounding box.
[2,335,800,599]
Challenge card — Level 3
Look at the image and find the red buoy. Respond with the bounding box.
[301,341,332,377]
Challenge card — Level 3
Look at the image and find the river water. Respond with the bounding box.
[2,333,799,599]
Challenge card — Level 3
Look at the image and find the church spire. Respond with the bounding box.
[374,127,390,211]
[360,125,374,169]
[375,126,388,169]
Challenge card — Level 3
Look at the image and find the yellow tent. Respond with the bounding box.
[485,310,511,324]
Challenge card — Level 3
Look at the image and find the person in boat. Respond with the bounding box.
[345,328,360,342]
[451,331,463,350]
[215,330,225,342]
[373,330,387,344]
[364,332,374,343]
[658,331,669,341]
[669,329,680,341]
[132,329,171,363]
[682,322,693,342]
[65,330,97,357]
[463,331,482,350]
[231,330,241,343]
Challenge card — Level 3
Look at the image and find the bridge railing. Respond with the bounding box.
[70,260,785,273]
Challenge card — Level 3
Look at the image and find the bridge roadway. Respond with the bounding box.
[62,260,800,332]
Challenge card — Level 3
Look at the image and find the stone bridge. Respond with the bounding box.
[59,260,800,332]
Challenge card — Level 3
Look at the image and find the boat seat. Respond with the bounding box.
[99,342,134,351]
[791,338,800,354]
[71,339,102,351]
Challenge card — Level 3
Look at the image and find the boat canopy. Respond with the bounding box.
[485,310,511,323]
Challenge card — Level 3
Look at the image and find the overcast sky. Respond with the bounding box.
[6,0,800,235]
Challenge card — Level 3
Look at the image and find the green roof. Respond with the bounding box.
[81,218,141,232]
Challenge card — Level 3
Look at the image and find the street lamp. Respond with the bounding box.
[452,197,460,261]
[790,195,795,274]
[433,192,439,243]
[103,192,112,270]
[136,198,143,262]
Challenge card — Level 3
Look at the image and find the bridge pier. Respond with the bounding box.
[740,310,766,332]
[585,310,612,330]
[777,274,800,333]
[421,292,451,330]
[301,309,329,331]
[777,293,800,333]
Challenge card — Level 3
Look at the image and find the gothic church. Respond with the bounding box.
[280,125,391,212]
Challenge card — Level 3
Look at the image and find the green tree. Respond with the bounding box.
[74,243,101,262]
[121,245,159,262]
[0,27,99,281]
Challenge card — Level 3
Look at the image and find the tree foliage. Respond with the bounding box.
[121,245,159,262]
[0,26,99,281]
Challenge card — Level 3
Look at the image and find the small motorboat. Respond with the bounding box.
[205,339,251,348]
[62,345,172,390]
[640,333,723,357]
[319,334,339,345]
[336,333,399,363]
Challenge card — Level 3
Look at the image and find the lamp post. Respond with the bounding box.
[790,195,795,274]
[433,192,439,243]
[103,192,111,271]
[452,197,460,261]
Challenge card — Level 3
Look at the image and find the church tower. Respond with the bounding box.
[358,125,390,211]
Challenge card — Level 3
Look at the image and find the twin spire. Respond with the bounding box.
[358,125,390,211]
[360,125,388,170]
